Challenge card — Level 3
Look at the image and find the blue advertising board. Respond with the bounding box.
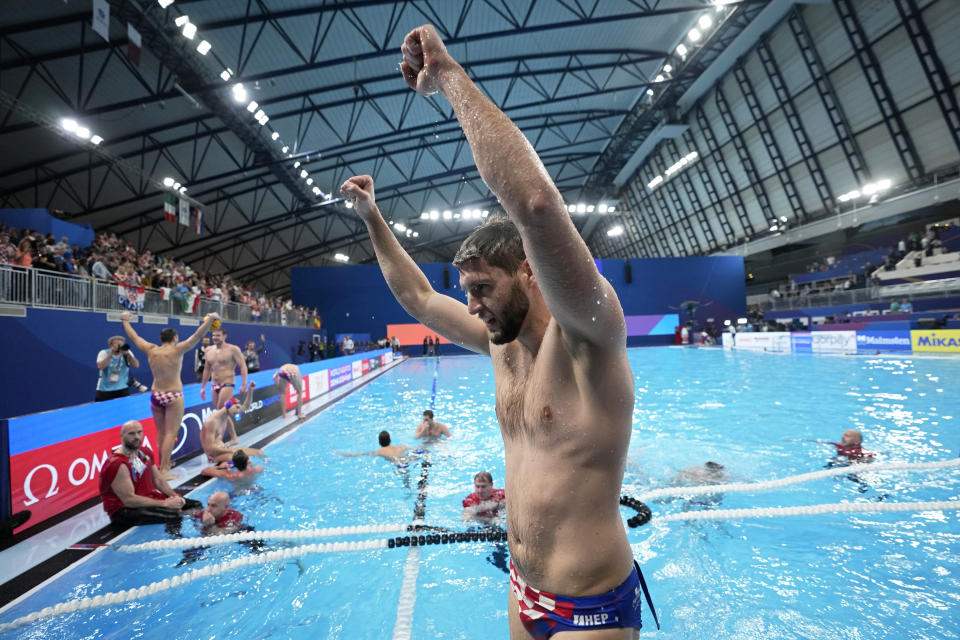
[856,330,912,353]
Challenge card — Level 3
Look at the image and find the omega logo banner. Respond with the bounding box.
[9,416,158,532]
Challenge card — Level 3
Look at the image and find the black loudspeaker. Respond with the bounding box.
[625,261,632,284]
[443,267,450,289]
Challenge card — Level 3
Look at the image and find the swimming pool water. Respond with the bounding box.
[1,348,958,639]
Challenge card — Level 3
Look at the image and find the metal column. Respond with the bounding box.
[893,0,960,155]
[665,138,719,251]
[681,129,738,245]
[733,59,807,222]
[755,36,835,214]
[835,0,924,182]
[695,101,756,235]
[788,7,870,185]
[642,161,690,256]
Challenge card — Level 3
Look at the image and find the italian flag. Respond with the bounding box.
[163,194,177,222]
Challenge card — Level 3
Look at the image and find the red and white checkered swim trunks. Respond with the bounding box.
[150,390,183,407]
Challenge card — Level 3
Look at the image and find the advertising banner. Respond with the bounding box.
[361,359,370,375]
[307,369,329,397]
[9,418,158,530]
[733,332,791,352]
[911,329,960,353]
[381,352,393,366]
[790,332,812,354]
[721,333,733,350]
[811,331,857,354]
[329,363,353,389]
[352,360,363,379]
[856,330,912,353]
[285,375,310,412]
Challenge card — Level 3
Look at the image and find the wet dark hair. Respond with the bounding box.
[474,471,493,484]
[705,461,724,471]
[423,410,434,419]
[232,449,249,471]
[378,430,391,447]
[159,328,177,343]
[452,216,525,273]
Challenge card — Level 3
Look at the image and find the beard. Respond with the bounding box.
[489,281,529,345]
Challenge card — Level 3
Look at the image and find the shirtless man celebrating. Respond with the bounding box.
[415,409,451,440]
[200,383,264,464]
[339,25,656,638]
[121,311,217,479]
[200,326,248,409]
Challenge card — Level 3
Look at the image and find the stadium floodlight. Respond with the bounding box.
[646,89,655,96]
[699,15,713,29]
[394,223,407,232]
[429,210,439,220]
[271,131,279,140]
[737,317,748,325]
[586,205,595,213]
[334,253,349,262]
[293,161,301,168]
[421,212,429,219]
[598,204,608,214]
[345,200,353,208]
[247,101,258,113]
[90,135,104,145]
[174,15,190,27]
[179,186,187,193]
[300,170,308,178]
[232,84,246,103]
[306,178,313,185]
[780,216,788,222]
[688,28,701,42]
[163,177,175,187]
[173,182,181,190]
[655,74,664,82]
[481,210,489,217]
[769,224,778,232]
[576,203,586,214]
[219,69,232,81]
[442,210,452,220]
[607,206,616,213]
[158,0,175,7]
[182,22,197,40]
[254,109,265,120]
[663,64,672,73]
[676,43,688,56]
[60,118,78,132]
[75,126,90,139]
[607,225,624,237]
[413,231,419,238]
[196,40,211,55]
[567,204,576,213]
[281,146,289,153]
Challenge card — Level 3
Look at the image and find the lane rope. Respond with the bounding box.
[632,457,960,502]
[655,499,960,523]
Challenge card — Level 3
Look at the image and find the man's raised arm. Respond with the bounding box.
[400,25,624,349]
[177,313,217,353]
[340,175,489,355]
[120,311,153,353]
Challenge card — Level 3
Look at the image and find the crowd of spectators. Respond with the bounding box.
[0,224,318,325]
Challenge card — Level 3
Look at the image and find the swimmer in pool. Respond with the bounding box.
[338,430,413,461]
[669,461,730,507]
[827,429,874,463]
[201,449,264,485]
[415,409,451,440]
[341,24,657,638]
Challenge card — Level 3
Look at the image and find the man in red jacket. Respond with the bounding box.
[99,420,201,528]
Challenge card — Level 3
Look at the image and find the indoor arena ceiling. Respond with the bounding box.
[0,0,770,295]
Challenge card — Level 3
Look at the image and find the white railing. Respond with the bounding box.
[753,277,960,313]
[0,264,312,328]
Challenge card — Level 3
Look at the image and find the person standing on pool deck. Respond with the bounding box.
[200,326,248,409]
[340,24,656,639]
[121,310,218,479]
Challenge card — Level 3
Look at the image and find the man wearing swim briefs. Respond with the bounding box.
[200,383,265,464]
[273,363,304,419]
[340,24,657,638]
[121,311,217,479]
[200,326,248,409]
